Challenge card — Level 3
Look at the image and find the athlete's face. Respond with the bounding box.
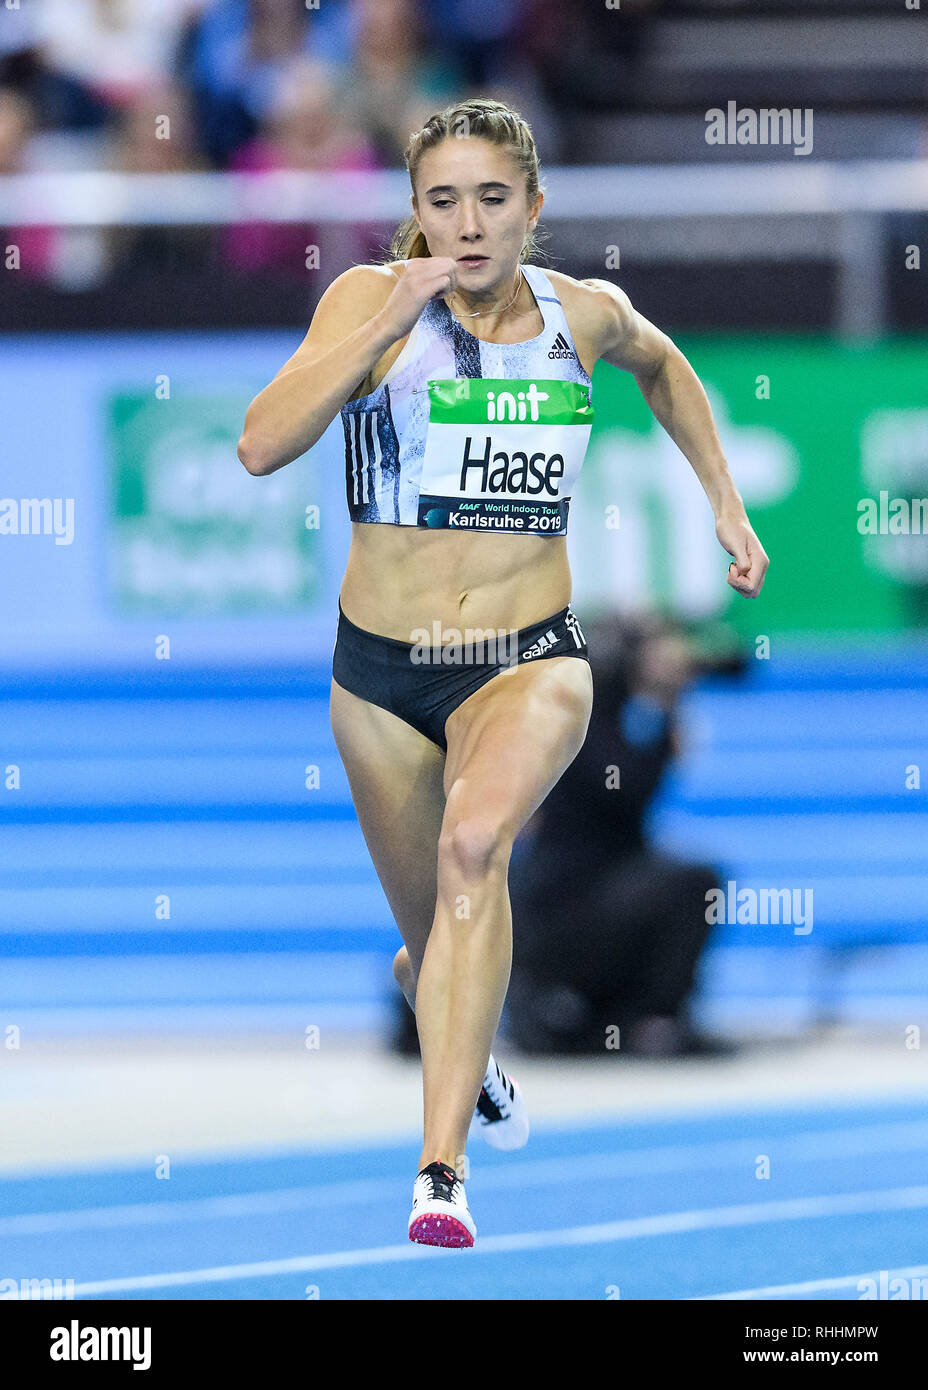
[411,137,542,291]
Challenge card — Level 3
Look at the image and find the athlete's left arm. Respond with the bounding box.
[584,277,769,599]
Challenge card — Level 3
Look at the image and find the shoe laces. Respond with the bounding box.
[422,1162,459,1204]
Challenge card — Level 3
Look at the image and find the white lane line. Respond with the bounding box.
[696,1263,928,1300]
[6,1118,928,1238]
[68,1185,928,1297]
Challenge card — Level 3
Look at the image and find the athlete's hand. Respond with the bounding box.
[717,508,769,598]
[375,257,459,342]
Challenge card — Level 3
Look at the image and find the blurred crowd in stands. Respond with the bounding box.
[0,0,921,314]
[0,0,668,287]
[0,0,668,174]
[0,0,914,182]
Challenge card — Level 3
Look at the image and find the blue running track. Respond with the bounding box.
[3,1095,928,1301]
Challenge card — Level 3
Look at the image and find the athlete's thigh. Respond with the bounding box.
[330,677,446,969]
[441,655,594,838]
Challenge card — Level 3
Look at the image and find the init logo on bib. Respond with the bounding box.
[417,378,593,534]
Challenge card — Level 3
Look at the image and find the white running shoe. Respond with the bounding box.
[408,1161,476,1248]
[469,1054,529,1151]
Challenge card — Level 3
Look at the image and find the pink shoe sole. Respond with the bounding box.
[408,1213,475,1248]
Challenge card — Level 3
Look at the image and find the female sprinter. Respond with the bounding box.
[238,97,769,1249]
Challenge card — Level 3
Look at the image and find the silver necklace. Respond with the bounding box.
[447,266,524,320]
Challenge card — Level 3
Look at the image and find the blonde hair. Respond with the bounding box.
[386,97,547,264]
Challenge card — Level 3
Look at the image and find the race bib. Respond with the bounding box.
[417,378,593,535]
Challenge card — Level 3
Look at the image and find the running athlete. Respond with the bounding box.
[238,98,769,1249]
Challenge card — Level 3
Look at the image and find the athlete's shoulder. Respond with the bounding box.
[543,267,633,326]
[536,267,635,361]
[272,262,406,396]
[317,260,405,310]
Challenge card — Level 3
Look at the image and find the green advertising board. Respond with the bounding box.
[103,340,926,636]
[108,391,321,615]
[574,336,928,639]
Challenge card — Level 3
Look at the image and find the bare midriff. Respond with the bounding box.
[339,523,572,641]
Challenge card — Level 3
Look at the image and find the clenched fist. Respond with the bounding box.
[376,257,459,343]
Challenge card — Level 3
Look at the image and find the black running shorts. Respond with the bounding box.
[332,598,590,752]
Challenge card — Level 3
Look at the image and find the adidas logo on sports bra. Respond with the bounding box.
[548,332,576,361]
[339,264,593,534]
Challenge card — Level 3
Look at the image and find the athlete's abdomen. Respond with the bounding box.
[340,523,572,640]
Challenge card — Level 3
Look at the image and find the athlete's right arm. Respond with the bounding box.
[237,257,457,476]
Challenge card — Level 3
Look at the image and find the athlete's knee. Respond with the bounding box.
[393,944,415,985]
[439,813,514,880]
[393,944,421,991]
[392,945,408,984]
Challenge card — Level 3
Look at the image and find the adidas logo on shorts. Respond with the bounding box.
[548,332,576,360]
[521,628,559,660]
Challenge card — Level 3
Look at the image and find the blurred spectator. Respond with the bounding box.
[411,0,525,88]
[179,0,318,166]
[0,86,64,281]
[339,0,464,166]
[33,0,208,110]
[113,82,205,174]
[0,7,109,131]
[222,57,380,277]
[104,82,214,277]
[503,611,739,1058]
[0,85,35,173]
